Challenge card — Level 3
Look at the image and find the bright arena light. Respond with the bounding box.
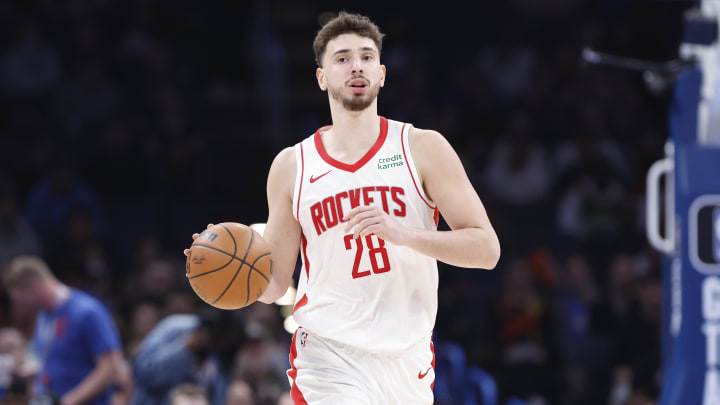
[276,286,297,306]
[283,315,299,334]
[249,222,266,236]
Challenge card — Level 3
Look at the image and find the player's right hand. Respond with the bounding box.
[183,223,215,256]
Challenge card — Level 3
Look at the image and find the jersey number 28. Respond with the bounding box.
[343,234,391,278]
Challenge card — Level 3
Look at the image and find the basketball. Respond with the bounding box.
[186,222,273,310]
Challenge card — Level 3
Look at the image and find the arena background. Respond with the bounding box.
[0,0,707,404]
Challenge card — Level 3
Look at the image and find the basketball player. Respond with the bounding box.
[186,12,499,404]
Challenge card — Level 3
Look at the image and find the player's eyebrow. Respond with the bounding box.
[331,47,377,56]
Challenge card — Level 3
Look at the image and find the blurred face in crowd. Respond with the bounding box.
[609,254,635,287]
[171,395,209,405]
[639,279,662,322]
[8,278,53,311]
[316,33,386,112]
[164,291,196,315]
[0,328,25,365]
[225,380,254,405]
[277,393,294,405]
[566,255,595,290]
[130,303,161,340]
[140,259,177,297]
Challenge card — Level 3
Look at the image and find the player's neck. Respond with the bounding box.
[327,101,380,146]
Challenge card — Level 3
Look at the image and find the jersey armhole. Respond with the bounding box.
[401,123,437,210]
[292,142,305,222]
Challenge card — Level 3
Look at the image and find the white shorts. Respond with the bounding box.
[286,327,435,405]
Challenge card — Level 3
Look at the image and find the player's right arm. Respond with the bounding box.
[257,146,301,304]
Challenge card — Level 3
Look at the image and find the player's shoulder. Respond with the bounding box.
[407,127,461,180]
[268,146,298,181]
[272,146,297,169]
[409,126,444,139]
[268,146,297,196]
[408,126,452,154]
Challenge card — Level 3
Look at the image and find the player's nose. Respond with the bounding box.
[351,57,364,73]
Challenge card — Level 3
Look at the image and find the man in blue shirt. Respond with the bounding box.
[4,256,132,405]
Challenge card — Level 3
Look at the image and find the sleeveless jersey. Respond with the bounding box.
[291,116,440,353]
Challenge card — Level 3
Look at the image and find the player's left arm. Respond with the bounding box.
[344,128,500,269]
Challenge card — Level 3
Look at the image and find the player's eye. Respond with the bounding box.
[363,55,373,61]
[338,57,348,63]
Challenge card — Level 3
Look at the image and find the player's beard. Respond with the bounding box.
[328,79,381,112]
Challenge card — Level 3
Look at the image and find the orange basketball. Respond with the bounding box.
[186,222,273,310]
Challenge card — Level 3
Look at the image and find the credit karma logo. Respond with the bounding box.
[378,154,404,170]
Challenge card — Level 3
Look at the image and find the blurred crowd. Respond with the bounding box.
[0,0,691,404]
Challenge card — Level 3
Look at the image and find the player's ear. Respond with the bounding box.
[316,67,328,91]
[380,64,386,87]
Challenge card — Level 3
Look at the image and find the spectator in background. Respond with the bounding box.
[233,304,287,405]
[488,257,560,403]
[137,257,180,301]
[24,159,105,278]
[125,302,162,357]
[483,112,554,250]
[169,383,209,405]
[475,33,536,106]
[553,254,611,404]
[0,175,42,268]
[164,291,198,316]
[483,112,553,207]
[0,21,61,97]
[276,392,293,405]
[225,379,254,405]
[130,309,245,405]
[0,327,36,403]
[593,254,641,334]
[45,207,108,286]
[555,157,632,241]
[609,276,662,405]
[3,256,132,405]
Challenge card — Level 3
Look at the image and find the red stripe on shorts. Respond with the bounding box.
[430,340,436,390]
[288,331,309,404]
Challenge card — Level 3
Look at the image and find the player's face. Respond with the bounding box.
[317,33,386,112]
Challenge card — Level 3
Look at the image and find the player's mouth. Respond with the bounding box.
[348,78,369,93]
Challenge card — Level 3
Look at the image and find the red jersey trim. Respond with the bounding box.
[293,235,310,313]
[296,143,305,220]
[400,123,436,211]
[288,331,309,404]
[313,116,389,173]
[301,234,309,279]
[293,294,308,312]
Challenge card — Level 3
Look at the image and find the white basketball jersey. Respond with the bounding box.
[291,116,439,353]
